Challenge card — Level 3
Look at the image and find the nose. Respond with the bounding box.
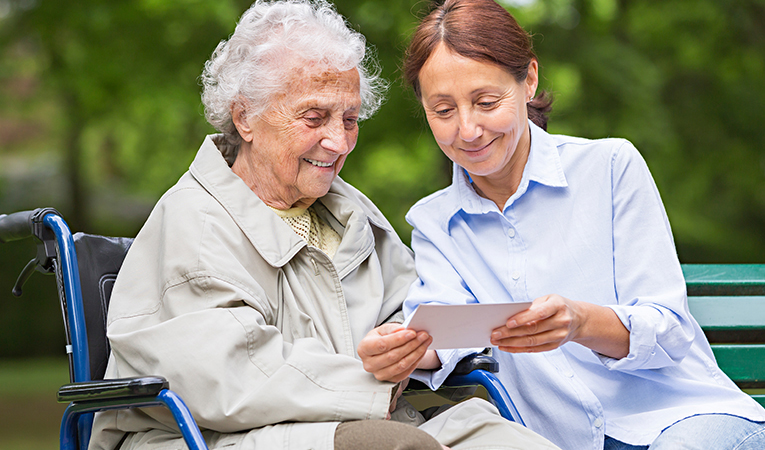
[458,109,482,142]
[320,119,352,154]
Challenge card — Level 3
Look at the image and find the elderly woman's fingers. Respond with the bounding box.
[359,330,431,381]
[357,323,435,382]
[367,336,432,382]
[358,324,417,359]
[362,331,429,371]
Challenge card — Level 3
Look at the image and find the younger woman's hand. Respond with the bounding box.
[490,294,629,359]
[490,294,582,353]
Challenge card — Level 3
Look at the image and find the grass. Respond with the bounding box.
[0,357,69,450]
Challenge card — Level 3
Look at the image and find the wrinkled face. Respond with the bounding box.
[234,66,362,209]
[418,43,537,182]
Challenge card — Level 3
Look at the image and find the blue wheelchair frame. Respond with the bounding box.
[1,207,523,450]
[1,208,208,450]
[443,363,525,425]
[47,211,204,449]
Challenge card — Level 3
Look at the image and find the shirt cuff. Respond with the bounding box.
[409,348,480,390]
[598,305,665,371]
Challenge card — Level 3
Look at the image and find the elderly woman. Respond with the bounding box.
[385,1,765,450]
[87,1,559,450]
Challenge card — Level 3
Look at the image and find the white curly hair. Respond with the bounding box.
[201,0,387,152]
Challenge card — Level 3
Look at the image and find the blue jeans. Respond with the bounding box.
[603,414,765,450]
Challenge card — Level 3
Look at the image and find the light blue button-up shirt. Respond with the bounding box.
[404,121,765,450]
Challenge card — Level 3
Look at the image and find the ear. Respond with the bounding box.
[232,100,255,143]
[525,59,539,101]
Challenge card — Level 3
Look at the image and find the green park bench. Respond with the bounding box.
[683,264,765,407]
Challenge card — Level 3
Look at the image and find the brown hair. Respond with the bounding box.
[404,0,552,130]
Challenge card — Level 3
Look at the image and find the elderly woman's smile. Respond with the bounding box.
[232,66,362,210]
[304,158,333,167]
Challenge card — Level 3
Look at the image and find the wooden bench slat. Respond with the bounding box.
[680,264,765,405]
[683,264,765,296]
[711,344,765,386]
[688,296,765,328]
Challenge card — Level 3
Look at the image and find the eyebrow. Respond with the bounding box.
[426,87,501,103]
[298,96,361,110]
[428,85,502,100]
[426,93,452,101]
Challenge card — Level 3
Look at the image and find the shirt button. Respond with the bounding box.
[507,228,516,238]
[512,271,521,280]
[593,417,603,428]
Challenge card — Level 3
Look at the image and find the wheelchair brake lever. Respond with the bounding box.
[12,258,38,297]
[10,224,58,297]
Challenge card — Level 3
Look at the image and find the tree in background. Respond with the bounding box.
[514,0,765,262]
[0,0,257,234]
[0,0,442,238]
[1,0,764,357]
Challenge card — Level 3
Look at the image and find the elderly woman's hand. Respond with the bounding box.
[490,294,630,359]
[358,323,433,383]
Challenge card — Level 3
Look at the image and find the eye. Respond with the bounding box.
[433,107,454,117]
[477,100,498,109]
[344,116,358,129]
[304,114,324,127]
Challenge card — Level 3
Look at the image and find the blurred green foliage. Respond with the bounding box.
[1,0,764,357]
[0,358,68,450]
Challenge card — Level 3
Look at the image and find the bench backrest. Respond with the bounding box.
[683,264,765,407]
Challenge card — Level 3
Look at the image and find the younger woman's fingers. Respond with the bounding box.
[492,329,567,351]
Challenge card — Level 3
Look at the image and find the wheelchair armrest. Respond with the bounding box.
[449,352,498,376]
[406,352,495,392]
[57,376,169,403]
[401,352,524,425]
[58,376,209,450]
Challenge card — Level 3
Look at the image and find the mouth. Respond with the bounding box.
[304,158,334,168]
[460,137,498,153]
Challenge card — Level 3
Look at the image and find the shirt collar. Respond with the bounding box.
[444,120,568,223]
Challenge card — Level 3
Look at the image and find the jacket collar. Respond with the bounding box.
[189,135,390,270]
[439,120,568,232]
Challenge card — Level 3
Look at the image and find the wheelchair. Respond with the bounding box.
[0,207,523,450]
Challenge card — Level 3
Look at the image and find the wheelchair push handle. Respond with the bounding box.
[0,207,62,244]
[0,210,35,243]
